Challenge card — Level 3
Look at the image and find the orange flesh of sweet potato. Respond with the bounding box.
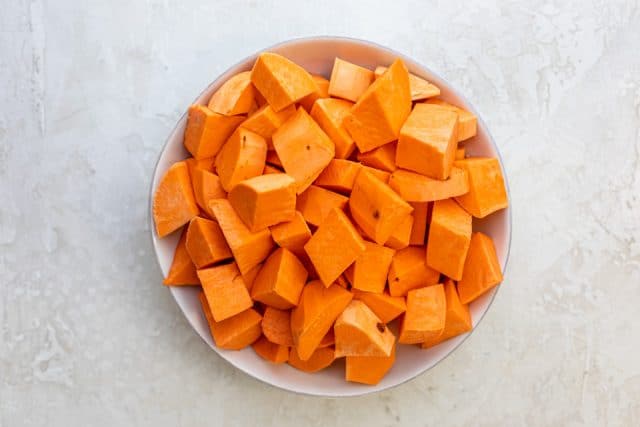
[455,147,465,160]
[304,208,366,287]
[399,284,446,344]
[349,169,413,245]
[198,262,253,322]
[424,98,477,142]
[199,292,261,350]
[272,107,335,194]
[388,246,440,297]
[228,173,296,232]
[208,71,256,116]
[185,217,233,269]
[296,185,349,227]
[250,52,317,112]
[385,214,413,250]
[329,58,375,102]
[241,104,297,140]
[334,300,395,357]
[346,342,396,385]
[396,103,459,180]
[240,263,261,292]
[269,211,311,256]
[310,97,355,159]
[344,59,411,152]
[252,336,289,363]
[313,159,362,193]
[388,167,469,202]
[291,280,353,360]
[208,198,274,275]
[409,202,429,246]
[299,75,330,112]
[374,66,440,101]
[185,157,215,180]
[261,306,294,346]
[163,228,200,286]
[153,161,199,238]
[265,150,283,167]
[426,199,472,280]
[288,346,335,373]
[215,127,267,192]
[422,278,472,348]
[453,158,508,218]
[317,329,335,348]
[346,241,394,293]
[262,164,282,174]
[251,248,308,309]
[361,165,391,183]
[357,142,397,172]
[184,105,244,159]
[352,290,406,324]
[457,232,503,304]
[191,168,227,218]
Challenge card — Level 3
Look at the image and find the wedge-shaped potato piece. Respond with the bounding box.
[185,217,232,268]
[334,300,395,357]
[184,105,244,159]
[398,285,446,344]
[163,228,200,286]
[261,307,294,347]
[288,346,335,373]
[346,342,396,385]
[388,167,469,202]
[344,241,394,293]
[296,185,348,227]
[388,246,440,297]
[426,199,471,280]
[453,158,508,218]
[457,232,503,304]
[199,292,261,350]
[328,58,375,103]
[208,71,255,116]
[251,248,308,309]
[198,263,253,322]
[422,278,472,348]
[352,290,406,324]
[374,66,440,101]
[153,161,199,237]
[424,98,477,141]
[215,127,267,192]
[357,142,397,172]
[314,159,362,193]
[252,336,289,364]
[298,75,330,112]
[310,98,355,159]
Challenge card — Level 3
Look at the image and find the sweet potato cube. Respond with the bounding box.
[269,211,311,256]
[310,98,355,159]
[228,173,296,232]
[424,98,477,141]
[240,263,261,292]
[346,342,396,385]
[334,300,395,357]
[453,158,508,218]
[251,248,308,309]
[261,307,294,346]
[185,157,215,180]
[409,202,429,246]
[328,58,375,102]
[252,336,289,364]
[349,169,413,245]
[455,147,465,160]
[265,150,283,167]
[388,167,469,202]
[318,330,336,348]
[422,279,472,348]
[241,104,297,140]
[426,199,472,280]
[304,208,366,286]
[357,142,397,172]
[397,103,459,180]
[208,199,274,274]
[385,214,413,250]
[263,164,282,174]
[272,108,335,194]
[184,105,244,159]
[457,232,503,304]
[153,161,199,237]
[388,246,440,297]
[185,217,232,268]
[352,290,406,323]
[199,292,261,350]
[344,59,411,152]
[291,280,353,360]
[250,52,316,112]
[314,159,362,193]
[398,285,446,344]
[374,66,440,101]
[299,75,330,112]
[361,165,390,183]
[288,346,335,373]
[191,169,226,218]
[215,127,267,192]
[198,263,253,322]
[345,241,394,293]
[207,71,255,116]
[163,228,200,286]
[296,185,348,227]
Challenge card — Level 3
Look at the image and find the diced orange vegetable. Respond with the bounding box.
[453,158,508,218]
[255,90,268,107]
[199,292,261,350]
[335,275,349,289]
[153,161,199,237]
[241,104,297,140]
[296,185,348,227]
[409,202,429,246]
[388,246,440,297]
[457,232,503,304]
[349,169,413,245]
[228,173,296,232]
[208,71,255,116]
[361,165,391,183]
[251,248,308,309]
[344,241,394,293]
[250,52,316,112]
[261,306,294,346]
[185,217,232,268]
[455,147,465,160]
[265,150,283,167]
[314,159,362,193]
[269,211,311,256]
[424,99,477,141]
[185,157,215,180]
[426,199,472,280]
[352,290,406,323]
[310,98,355,159]
[247,99,259,116]
[344,59,411,152]
[334,300,395,357]
[422,279,471,348]
[328,58,375,102]
[198,262,253,322]
[263,164,282,174]
[184,105,244,159]
[388,167,469,202]
[304,208,365,286]
[291,280,352,360]
[208,199,274,274]
[272,108,335,194]
[240,263,261,292]
[163,228,200,286]
[191,169,226,218]
[346,342,396,385]
[215,127,267,192]
[318,330,335,348]
[396,103,459,180]
[374,66,440,101]
[385,214,413,250]
[398,285,446,344]
[298,75,330,112]
[357,142,397,172]
[288,346,335,373]
[252,336,289,363]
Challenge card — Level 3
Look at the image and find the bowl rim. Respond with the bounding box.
[147,35,512,397]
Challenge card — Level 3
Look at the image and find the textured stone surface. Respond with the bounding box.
[1,1,640,426]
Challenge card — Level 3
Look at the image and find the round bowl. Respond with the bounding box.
[149,36,511,397]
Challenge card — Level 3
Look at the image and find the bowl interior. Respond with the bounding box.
[149,37,511,397]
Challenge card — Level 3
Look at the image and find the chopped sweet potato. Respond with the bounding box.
[398,284,446,344]
[252,336,289,363]
[346,342,396,385]
[288,346,335,373]
[251,248,308,309]
[361,165,391,183]
[388,167,469,202]
[454,158,508,218]
[313,159,362,193]
[198,262,253,322]
[199,292,261,350]
[374,66,440,101]
[269,211,311,256]
[352,290,406,323]
[426,199,472,280]
[328,58,375,102]
[153,161,199,237]
[310,98,355,159]
[357,142,397,172]
[265,150,283,167]
[388,246,440,297]
[344,241,394,293]
[184,105,244,159]
[215,127,267,192]
[422,279,472,348]
[240,263,261,292]
[424,99,477,141]
[299,75,330,112]
[457,232,503,304]
[296,185,349,227]
[385,214,413,250]
[334,300,395,357]
[185,217,232,268]
[163,228,200,286]
[185,157,215,180]
[263,164,282,174]
[261,306,294,346]
[191,168,226,218]
[455,147,465,160]
[208,71,255,116]
[409,202,429,246]
[241,104,297,140]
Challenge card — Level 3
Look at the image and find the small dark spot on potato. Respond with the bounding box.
[306,145,311,150]
[373,209,380,219]
[376,322,386,333]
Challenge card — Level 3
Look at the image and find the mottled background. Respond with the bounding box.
[1,1,639,426]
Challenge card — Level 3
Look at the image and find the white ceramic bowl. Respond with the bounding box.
[149,36,511,397]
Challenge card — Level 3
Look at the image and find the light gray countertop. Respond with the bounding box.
[1,1,639,426]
